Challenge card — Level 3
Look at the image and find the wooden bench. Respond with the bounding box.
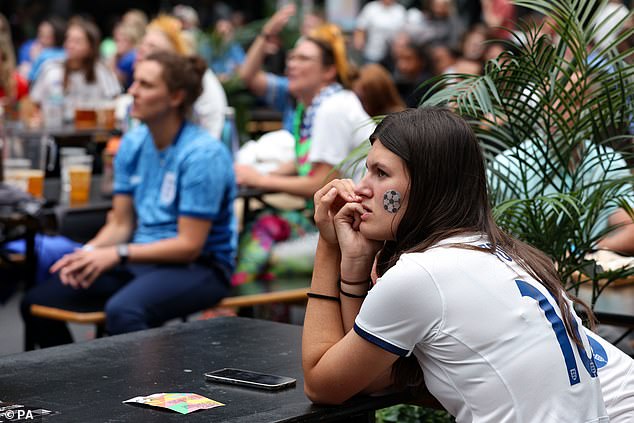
[30,287,310,327]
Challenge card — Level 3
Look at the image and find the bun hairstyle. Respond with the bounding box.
[306,23,352,88]
[146,15,191,55]
[144,51,206,117]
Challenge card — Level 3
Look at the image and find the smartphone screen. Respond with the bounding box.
[204,368,296,390]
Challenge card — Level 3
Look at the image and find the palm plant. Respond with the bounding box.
[416,0,634,308]
[342,0,634,309]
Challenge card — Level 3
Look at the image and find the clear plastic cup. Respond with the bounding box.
[61,154,93,205]
[4,158,31,192]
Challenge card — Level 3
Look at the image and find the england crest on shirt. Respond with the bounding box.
[160,172,176,205]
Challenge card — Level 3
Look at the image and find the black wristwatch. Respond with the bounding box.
[117,243,129,265]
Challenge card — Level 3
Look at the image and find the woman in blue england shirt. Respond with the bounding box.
[21,51,237,347]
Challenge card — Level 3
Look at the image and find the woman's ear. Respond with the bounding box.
[169,89,186,109]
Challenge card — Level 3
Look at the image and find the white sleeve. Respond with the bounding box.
[29,62,58,104]
[356,2,373,30]
[308,93,374,168]
[96,62,122,99]
[354,255,443,356]
[193,69,228,140]
[583,328,634,423]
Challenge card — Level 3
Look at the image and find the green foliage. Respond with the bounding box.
[376,404,455,423]
[418,0,634,305]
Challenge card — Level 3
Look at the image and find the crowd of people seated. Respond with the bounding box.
[0,0,631,356]
[0,1,632,421]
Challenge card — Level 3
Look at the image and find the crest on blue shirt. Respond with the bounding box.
[160,172,176,205]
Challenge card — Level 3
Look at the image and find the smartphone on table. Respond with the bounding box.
[204,368,296,391]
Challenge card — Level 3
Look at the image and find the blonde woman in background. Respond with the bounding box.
[130,15,227,139]
[110,23,142,89]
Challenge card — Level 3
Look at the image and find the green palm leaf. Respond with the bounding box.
[422,0,634,304]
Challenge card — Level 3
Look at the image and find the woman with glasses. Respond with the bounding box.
[234,13,373,287]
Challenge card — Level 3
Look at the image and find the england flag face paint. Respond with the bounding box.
[383,190,402,213]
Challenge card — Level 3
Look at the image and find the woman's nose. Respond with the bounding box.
[354,177,372,198]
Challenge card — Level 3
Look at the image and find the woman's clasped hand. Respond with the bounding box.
[314,179,382,275]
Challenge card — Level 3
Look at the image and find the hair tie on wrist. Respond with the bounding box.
[340,277,371,286]
[307,292,341,303]
[340,287,367,299]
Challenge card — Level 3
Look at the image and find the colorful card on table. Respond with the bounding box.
[123,393,224,415]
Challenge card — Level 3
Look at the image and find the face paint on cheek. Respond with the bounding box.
[383,190,402,213]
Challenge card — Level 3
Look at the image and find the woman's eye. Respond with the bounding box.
[377,169,387,177]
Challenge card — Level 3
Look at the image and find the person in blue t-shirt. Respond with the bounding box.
[21,51,237,348]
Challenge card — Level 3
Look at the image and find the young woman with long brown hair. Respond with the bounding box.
[302,107,609,422]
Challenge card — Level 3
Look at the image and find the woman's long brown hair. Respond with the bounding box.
[371,107,595,394]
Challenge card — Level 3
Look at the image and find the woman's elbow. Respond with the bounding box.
[180,243,204,263]
[304,385,346,405]
[303,377,350,405]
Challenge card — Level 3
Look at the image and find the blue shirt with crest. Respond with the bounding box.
[113,121,237,271]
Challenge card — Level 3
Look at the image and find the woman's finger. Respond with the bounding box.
[331,179,359,202]
[80,266,98,289]
[63,256,89,276]
[50,254,74,273]
[76,263,96,288]
[336,201,365,218]
[315,187,338,221]
[352,207,362,231]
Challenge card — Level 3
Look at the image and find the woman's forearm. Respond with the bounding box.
[87,219,134,248]
[339,257,373,333]
[302,237,344,370]
[126,236,203,264]
[237,34,269,96]
[257,163,337,198]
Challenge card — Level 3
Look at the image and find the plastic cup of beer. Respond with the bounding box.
[96,101,116,130]
[25,169,44,198]
[74,100,98,129]
[61,155,93,205]
[4,158,31,192]
[3,159,44,198]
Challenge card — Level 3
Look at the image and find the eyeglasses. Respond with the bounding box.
[286,53,320,64]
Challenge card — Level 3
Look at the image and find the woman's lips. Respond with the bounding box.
[361,204,372,220]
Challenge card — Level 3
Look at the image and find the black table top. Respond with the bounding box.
[0,317,407,422]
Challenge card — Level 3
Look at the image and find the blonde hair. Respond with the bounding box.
[116,22,145,46]
[147,15,191,55]
[307,23,352,88]
[122,9,148,31]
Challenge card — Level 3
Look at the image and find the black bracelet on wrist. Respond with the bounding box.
[307,292,341,303]
[340,287,367,299]
[340,277,372,286]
